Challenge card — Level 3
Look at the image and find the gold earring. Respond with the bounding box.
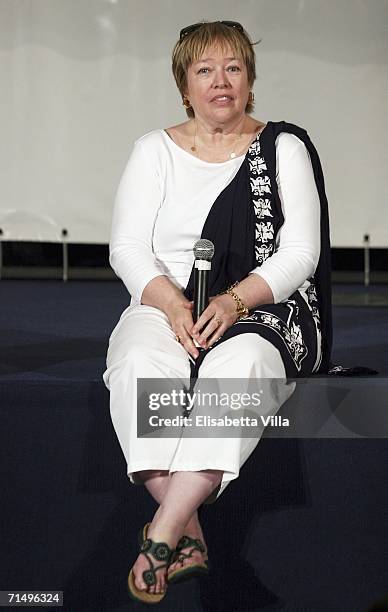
[248,91,255,103]
[182,96,191,108]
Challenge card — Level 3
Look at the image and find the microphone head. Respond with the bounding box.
[193,239,215,261]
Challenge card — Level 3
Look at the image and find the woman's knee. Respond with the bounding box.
[199,333,285,377]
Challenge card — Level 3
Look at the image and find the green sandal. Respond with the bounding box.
[139,523,209,585]
[128,530,174,605]
[167,534,210,584]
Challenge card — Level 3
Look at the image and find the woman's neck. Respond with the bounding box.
[190,115,257,148]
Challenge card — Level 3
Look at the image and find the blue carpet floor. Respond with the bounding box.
[0,280,387,612]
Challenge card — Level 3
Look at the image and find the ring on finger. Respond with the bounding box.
[213,315,223,327]
[175,335,181,343]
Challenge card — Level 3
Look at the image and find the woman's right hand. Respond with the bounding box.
[165,300,199,359]
[140,276,199,358]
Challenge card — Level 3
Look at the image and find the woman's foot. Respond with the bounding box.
[131,511,207,593]
[128,534,175,604]
[130,545,166,596]
[130,532,173,595]
[131,510,181,596]
[167,513,208,580]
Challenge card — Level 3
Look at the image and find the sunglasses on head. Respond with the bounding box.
[179,21,244,41]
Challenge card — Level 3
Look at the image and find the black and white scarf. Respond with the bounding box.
[183,120,377,380]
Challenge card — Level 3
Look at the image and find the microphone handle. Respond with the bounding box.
[193,267,209,323]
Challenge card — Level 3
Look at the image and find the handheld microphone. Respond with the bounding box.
[193,239,215,324]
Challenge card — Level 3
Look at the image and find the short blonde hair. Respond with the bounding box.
[172,21,261,118]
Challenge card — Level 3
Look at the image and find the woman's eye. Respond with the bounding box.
[197,65,241,74]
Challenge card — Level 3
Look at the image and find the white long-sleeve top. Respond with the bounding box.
[109,128,321,306]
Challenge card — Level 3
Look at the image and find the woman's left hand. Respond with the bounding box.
[183,294,239,349]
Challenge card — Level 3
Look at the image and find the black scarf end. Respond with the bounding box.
[327,364,379,376]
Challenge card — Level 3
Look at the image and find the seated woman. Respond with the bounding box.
[103,20,332,605]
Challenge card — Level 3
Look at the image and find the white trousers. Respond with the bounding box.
[102,304,294,503]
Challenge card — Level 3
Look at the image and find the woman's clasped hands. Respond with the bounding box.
[166,294,239,360]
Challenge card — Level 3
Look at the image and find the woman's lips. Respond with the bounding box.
[211,95,234,105]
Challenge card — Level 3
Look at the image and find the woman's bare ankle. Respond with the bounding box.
[147,514,185,550]
[182,512,200,537]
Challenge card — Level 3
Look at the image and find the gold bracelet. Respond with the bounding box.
[219,282,250,320]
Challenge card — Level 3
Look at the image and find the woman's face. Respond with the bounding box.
[184,42,250,125]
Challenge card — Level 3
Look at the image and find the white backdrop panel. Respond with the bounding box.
[0,0,387,246]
